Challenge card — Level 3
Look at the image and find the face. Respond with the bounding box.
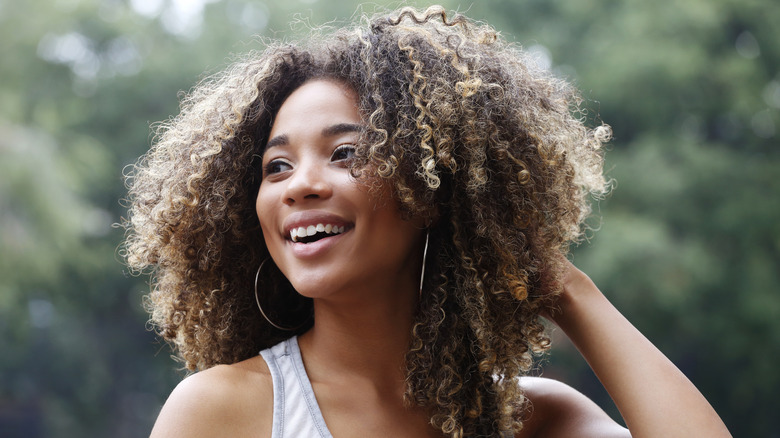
[256,79,425,301]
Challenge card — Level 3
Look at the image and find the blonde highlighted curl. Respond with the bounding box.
[122,6,610,437]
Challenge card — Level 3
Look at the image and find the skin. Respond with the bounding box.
[149,80,731,438]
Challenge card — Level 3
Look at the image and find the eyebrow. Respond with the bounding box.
[322,123,363,138]
[263,123,363,152]
[265,134,288,151]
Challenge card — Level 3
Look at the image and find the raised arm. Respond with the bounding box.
[544,259,731,438]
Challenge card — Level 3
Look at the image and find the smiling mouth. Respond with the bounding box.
[290,223,348,243]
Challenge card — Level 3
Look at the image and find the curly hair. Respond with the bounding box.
[122,6,610,437]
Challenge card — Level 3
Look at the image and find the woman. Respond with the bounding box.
[123,6,730,437]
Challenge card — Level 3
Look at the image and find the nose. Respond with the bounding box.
[282,159,333,206]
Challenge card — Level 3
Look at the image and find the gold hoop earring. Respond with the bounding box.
[419,231,429,298]
[254,258,310,331]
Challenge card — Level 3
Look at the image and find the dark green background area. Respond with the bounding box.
[1,0,777,436]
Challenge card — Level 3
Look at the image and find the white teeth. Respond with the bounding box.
[290,223,347,242]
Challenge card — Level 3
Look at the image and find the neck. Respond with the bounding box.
[297,280,418,391]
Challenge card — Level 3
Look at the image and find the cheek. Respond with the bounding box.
[255,187,275,235]
[366,203,425,261]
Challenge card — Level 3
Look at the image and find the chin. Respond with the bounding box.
[286,273,346,300]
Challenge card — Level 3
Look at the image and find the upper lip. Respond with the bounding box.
[282,211,353,240]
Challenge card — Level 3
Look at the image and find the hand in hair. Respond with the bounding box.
[543,259,731,437]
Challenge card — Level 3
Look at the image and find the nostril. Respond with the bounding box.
[283,173,332,203]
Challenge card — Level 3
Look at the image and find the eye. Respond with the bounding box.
[331,144,356,163]
[263,159,292,176]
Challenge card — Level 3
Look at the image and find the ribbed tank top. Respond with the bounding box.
[260,336,334,438]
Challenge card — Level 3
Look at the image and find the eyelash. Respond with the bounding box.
[262,159,292,176]
[331,144,356,162]
[262,144,357,176]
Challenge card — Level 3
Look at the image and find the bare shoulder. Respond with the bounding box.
[517,377,630,438]
[150,356,273,438]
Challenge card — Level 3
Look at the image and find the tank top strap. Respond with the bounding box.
[260,337,333,438]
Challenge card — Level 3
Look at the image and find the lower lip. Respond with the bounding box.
[287,231,348,258]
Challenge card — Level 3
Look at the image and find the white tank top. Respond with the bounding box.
[260,336,334,438]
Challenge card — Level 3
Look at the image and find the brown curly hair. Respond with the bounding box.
[122,5,610,437]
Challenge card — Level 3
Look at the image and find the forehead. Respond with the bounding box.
[269,79,361,137]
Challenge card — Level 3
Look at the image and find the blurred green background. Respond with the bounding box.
[1,0,778,436]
